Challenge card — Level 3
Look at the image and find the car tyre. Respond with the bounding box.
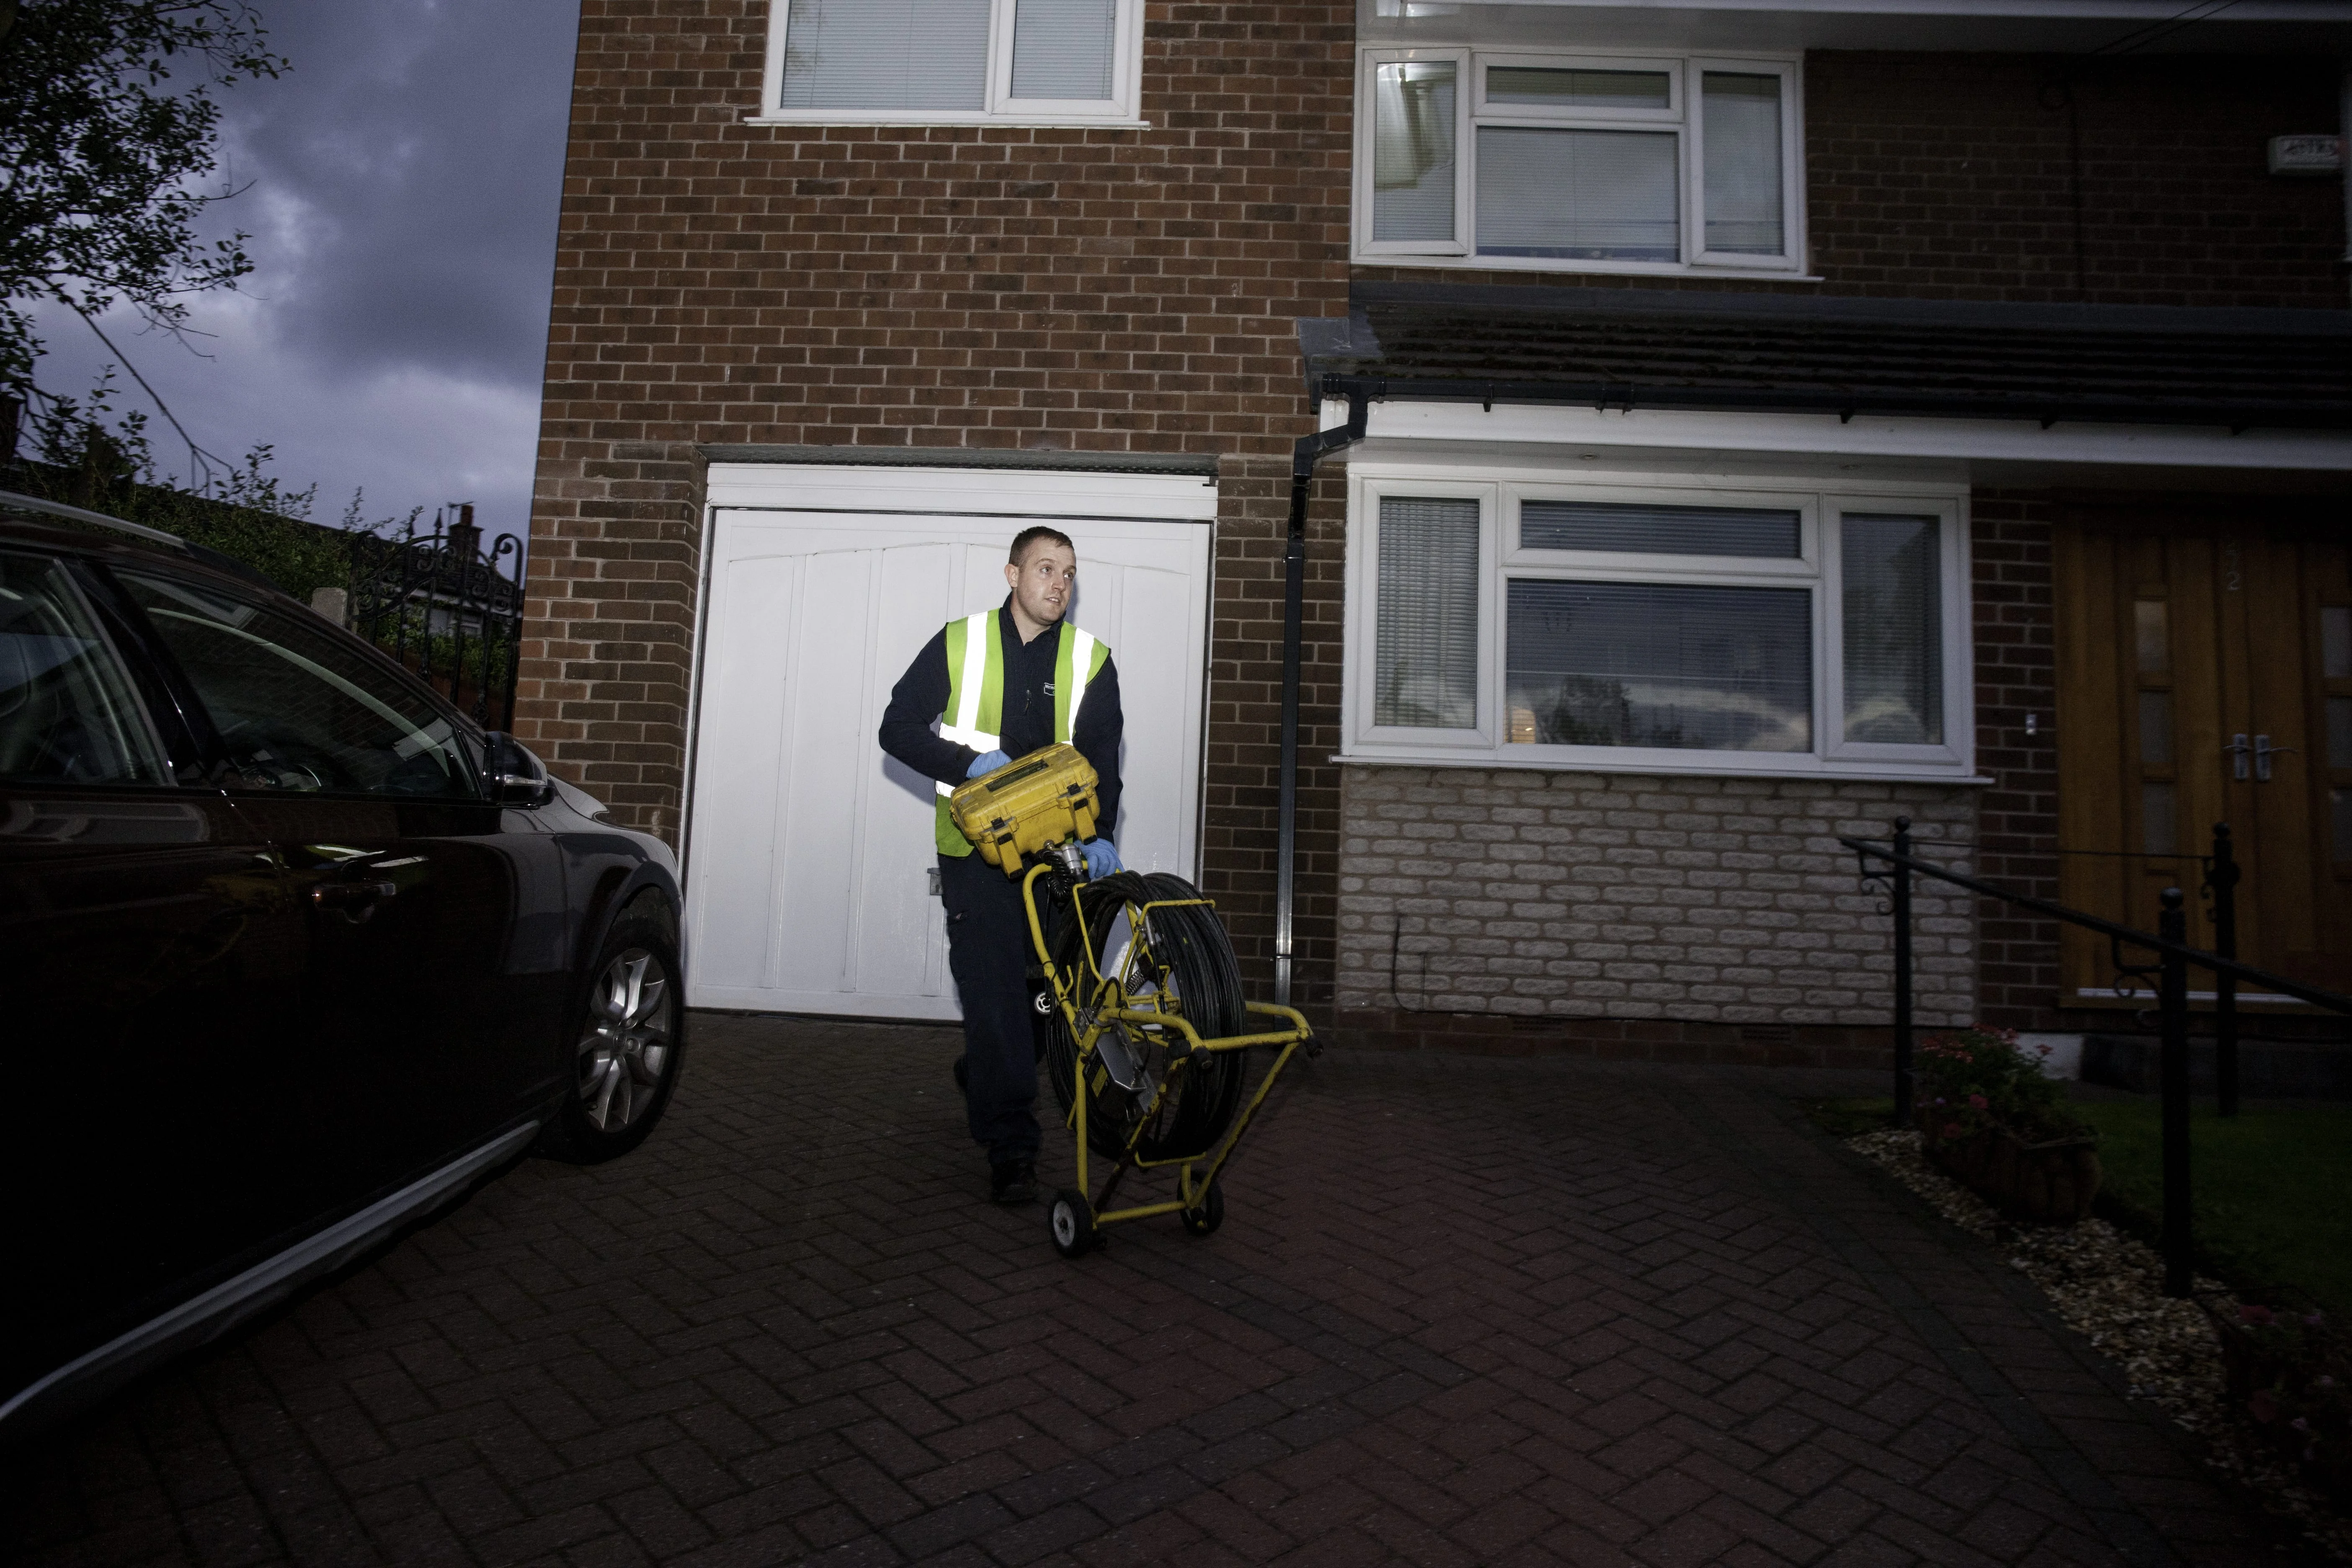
[536,903,684,1163]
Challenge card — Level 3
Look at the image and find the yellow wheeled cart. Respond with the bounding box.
[948,745,1316,1257]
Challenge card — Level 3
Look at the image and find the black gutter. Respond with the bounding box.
[1273,390,1367,1008]
[1315,373,2352,433]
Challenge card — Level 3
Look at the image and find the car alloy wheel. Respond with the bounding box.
[575,947,672,1132]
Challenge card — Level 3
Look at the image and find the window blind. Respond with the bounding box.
[1520,500,1800,559]
[1011,0,1116,100]
[1505,580,1810,751]
[1485,66,1668,110]
[1373,62,1458,243]
[1701,72,1784,255]
[778,0,989,112]
[1476,127,1678,260]
[1840,514,1942,745]
[1376,498,1480,729]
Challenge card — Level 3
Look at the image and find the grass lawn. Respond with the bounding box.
[2071,1098,2352,1318]
[1800,1093,2352,1318]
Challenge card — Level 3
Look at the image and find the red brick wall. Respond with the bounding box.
[521,1,1360,998]
[1808,52,2344,307]
[1972,492,2064,1029]
[1204,461,1345,1002]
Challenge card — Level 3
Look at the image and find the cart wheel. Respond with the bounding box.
[1181,1180,1224,1237]
[1049,1189,1100,1258]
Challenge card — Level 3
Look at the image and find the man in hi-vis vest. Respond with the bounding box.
[878,526,1123,1205]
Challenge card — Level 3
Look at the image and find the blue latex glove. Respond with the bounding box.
[965,749,1011,779]
[1080,838,1121,879]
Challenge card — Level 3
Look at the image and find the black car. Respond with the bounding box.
[0,490,686,1439]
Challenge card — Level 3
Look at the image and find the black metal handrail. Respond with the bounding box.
[1841,817,2352,1297]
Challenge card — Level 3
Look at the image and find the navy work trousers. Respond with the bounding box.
[938,848,1042,1164]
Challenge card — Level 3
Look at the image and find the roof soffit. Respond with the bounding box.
[1360,0,2352,55]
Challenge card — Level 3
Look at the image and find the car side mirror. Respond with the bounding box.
[482,732,557,807]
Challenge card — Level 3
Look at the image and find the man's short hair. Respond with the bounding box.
[1009,526,1074,566]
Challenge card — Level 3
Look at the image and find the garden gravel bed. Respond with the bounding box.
[1848,1126,2352,1564]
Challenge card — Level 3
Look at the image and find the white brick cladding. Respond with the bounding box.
[1336,768,1977,1028]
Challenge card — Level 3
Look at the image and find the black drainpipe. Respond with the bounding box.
[1273,387,1369,1007]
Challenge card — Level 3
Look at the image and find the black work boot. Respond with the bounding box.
[989,1159,1037,1205]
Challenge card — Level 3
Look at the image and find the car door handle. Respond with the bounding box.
[311,880,398,921]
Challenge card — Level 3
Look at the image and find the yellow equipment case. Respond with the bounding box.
[946,743,1102,874]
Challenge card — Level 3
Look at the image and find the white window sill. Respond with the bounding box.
[1333,750,1989,785]
[1351,250,1821,283]
[745,113,1150,130]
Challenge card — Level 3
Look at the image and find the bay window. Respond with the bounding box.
[756,0,1142,125]
[1345,475,1971,779]
[1357,48,1805,275]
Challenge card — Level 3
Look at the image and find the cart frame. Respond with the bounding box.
[1019,860,1314,1253]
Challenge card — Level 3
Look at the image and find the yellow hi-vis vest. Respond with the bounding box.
[934,610,1110,857]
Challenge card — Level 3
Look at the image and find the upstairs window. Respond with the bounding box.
[1357,49,1804,275]
[756,0,1143,125]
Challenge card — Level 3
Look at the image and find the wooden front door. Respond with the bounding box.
[2055,511,2352,1008]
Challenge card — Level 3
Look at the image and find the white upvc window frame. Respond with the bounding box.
[751,0,1146,128]
[1355,47,1473,259]
[1344,464,1973,781]
[1687,56,1805,272]
[1822,491,1970,770]
[1349,478,1503,749]
[1351,44,1808,278]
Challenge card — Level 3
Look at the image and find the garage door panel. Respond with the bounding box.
[686,553,798,997]
[686,487,1211,1020]
[1099,564,1193,872]
[766,548,874,994]
[855,544,963,1001]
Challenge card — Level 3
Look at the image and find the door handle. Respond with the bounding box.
[2225,734,2251,781]
[311,880,398,923]
[2253,734,2296,784]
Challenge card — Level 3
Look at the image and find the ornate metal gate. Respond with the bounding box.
[349,504,524,731]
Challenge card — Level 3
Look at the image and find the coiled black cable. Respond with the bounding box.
[1035,869,1248,1161]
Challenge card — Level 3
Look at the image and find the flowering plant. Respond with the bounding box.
[1914,1026,2090,1146]
[2213,1298,2352,1501]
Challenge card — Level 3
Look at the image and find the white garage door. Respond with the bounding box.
[683,463,1215,1019]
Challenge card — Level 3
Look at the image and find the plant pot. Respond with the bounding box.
[1918,1116,2101,1223]
[2201,1292,2313,1403]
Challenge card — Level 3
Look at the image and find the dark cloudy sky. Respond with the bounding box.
[29,0,580,541]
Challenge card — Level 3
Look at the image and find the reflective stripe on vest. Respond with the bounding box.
[934,610,998,796]
[1062,627,1097,741]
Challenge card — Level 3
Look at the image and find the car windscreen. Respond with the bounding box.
[116,571,481,799]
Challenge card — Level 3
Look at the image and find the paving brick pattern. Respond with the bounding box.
[3,1016,2290,1567]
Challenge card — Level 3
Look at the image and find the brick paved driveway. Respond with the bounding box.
[3,1015,2301,1568]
